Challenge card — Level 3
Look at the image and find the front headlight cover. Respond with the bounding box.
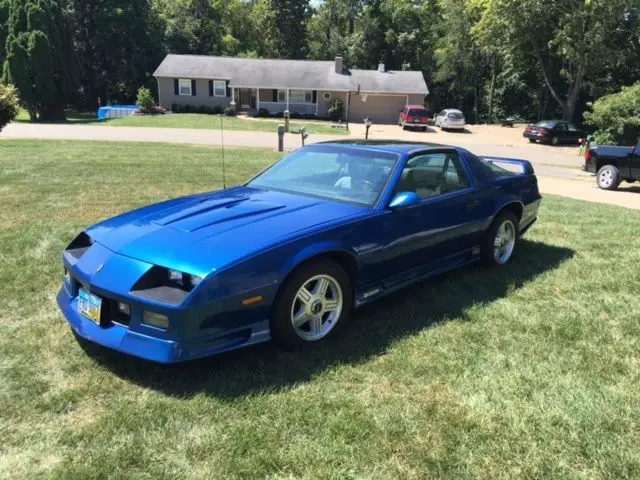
[130,266,205,306]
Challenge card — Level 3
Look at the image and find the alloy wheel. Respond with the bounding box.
[493,220,516,265]
[290,274,343,341]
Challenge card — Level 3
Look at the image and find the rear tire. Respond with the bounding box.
[270,259,353,350]
[422,127,427,132]
[528,138,536,143]
[481,211,520,267]
[551,136,559,145]
[597,165,621,190]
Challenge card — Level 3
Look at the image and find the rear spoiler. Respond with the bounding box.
[479,156,535,175]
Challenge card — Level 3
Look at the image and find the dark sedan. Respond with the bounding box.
[523,120,584,146]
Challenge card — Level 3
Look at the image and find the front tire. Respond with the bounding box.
[481,211,519,267]
[270,259,353,349]
[597,165,620,190]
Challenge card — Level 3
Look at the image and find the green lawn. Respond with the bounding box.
[1,139,640,479]
[14,108,349,135]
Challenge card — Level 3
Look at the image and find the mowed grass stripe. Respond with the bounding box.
[0,139,639,479]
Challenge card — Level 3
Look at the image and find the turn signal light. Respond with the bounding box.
[142,311,169,330]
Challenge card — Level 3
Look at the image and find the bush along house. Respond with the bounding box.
[153,54,429,124]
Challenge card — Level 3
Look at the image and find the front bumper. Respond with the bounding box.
[57,286,271,364]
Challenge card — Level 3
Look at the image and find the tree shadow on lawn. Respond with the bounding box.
[78,239,574,400]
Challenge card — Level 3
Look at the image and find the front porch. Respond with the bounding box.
[231,87,319,116]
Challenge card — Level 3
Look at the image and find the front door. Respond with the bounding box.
[239,89,251,110]
[380,150,484,288]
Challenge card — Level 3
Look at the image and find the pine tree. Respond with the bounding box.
[2,0,76,121]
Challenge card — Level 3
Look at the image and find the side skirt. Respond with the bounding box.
[353,248,481,308]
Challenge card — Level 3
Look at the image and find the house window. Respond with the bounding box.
[178,79,192,96]
[277,90,286,102]
[290,90,313,103]
[213,80,226,97]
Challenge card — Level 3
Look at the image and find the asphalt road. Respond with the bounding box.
[3,121,639,210]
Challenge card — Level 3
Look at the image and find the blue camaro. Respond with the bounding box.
[57,140,542,363]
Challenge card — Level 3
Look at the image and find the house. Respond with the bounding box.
[152,54,429,124]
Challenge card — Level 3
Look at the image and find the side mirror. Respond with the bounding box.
[389,192,421,209]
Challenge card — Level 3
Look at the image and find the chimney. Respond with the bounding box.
[334,55,343,74]
[378,62,385,73]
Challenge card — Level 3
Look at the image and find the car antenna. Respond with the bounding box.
[220,114,226,189]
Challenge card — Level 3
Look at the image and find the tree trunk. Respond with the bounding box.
[487,55,496,123]
[533,49,583,122]
[39,104,66,122]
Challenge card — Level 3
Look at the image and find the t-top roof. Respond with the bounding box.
[153,54,429,95]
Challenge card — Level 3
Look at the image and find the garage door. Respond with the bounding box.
[348,94,408,124]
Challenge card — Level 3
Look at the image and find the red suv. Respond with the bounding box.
[398,105,430,131]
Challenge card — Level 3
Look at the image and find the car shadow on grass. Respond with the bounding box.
[77,239,574,399]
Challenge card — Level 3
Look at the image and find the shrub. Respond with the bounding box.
[136,87,156,115]
[171,103,179,113]
[197,105,210,114]
[0,84,20,132]
[212,106,223,115]
[328,99,344,121]
[256,108,270,118]
[224,106,236,116]
[584,82,640,146]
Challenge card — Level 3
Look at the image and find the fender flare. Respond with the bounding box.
[279,241,358,280]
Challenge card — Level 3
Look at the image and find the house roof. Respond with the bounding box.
[153,54,429,95]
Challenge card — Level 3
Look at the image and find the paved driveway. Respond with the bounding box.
[3,121,639,210]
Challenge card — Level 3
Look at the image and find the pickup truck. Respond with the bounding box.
[583,142,640,190]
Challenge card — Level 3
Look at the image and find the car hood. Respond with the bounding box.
[85,186,367,276]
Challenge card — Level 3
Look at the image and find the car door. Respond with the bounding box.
[566,122,581,143]
[553,122,568,142]
[379,150,485,288]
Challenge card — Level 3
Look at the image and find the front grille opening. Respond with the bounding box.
[97,297,131,327]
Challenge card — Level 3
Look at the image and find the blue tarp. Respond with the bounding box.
[97,105,138,120]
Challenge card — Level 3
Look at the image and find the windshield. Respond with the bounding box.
[408,109,427,117]
[248,146,399,207]
[535,121,556,128]
[447,112,464,119]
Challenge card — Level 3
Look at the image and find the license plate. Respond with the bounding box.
[78,288,102,325]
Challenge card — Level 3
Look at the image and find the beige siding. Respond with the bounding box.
[157,77,232,110]
[348,93,423,124]
[258,89,276,102]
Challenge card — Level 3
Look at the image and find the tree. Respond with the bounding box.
[3,0,76,121]
[0,0,9,66]
[472,0,636,121]
[253,0,311,59]
[307,0,351,60]
[584,82,640,145]
[73,0,166,108]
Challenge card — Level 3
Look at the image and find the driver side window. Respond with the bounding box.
[395,152,470,199]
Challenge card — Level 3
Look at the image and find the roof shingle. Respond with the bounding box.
[153,54,429,95]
